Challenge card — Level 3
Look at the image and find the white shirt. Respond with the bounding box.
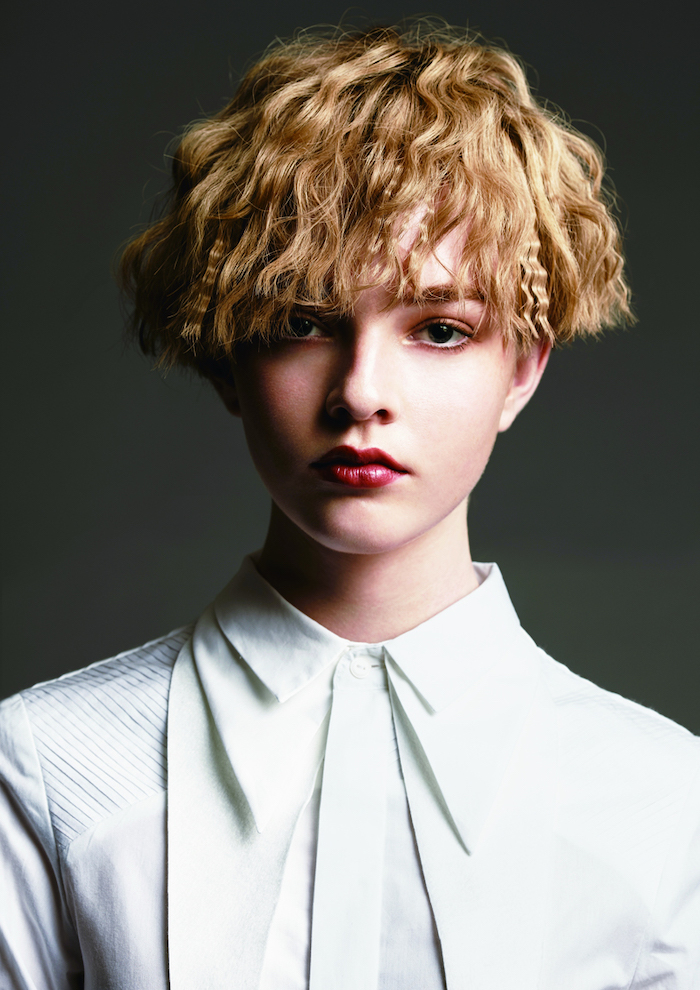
[1,558,699,989]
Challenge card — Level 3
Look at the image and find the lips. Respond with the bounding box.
[311,445,409,488]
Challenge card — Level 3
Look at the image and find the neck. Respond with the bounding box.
[255,502,479,642]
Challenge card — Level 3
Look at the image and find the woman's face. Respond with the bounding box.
[222,229,549,558]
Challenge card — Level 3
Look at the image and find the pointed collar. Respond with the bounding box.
[192,555,544,846]
[213,555,348,703]
[212,556,523,709]
[382,561,524,713]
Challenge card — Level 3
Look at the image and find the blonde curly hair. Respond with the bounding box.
[119,21,633,379]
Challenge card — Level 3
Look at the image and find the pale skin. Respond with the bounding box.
[216,228,550,642]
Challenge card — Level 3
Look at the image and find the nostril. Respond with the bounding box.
[325,396,392,423]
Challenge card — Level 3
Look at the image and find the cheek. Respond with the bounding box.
[405,371,511,511]
[238,349,327,417]
[234,358,321,468]
[237,362,287,417]
[416,367,512,461]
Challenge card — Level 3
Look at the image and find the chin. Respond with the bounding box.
[314,530,411,556]
[297,507,445,557]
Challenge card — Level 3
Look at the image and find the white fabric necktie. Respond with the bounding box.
[309,646,392,990]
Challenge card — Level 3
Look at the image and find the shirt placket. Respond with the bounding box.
[308,645,391,990]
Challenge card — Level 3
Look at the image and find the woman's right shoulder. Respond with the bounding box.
[0,625,194,850]
[4,624,193,723]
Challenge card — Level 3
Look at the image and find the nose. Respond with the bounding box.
[325,330,399,424]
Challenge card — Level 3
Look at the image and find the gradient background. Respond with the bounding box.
[3,0,698,731]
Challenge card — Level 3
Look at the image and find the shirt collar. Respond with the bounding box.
[213,556,522,709]
[168,562,554,990]
[213,555,348,703]
[382,561,523,713]
[194,555,540,846]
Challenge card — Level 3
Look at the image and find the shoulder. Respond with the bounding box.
[532,636,700,875]
[0,625,193,849]
[536,641,699,774]
[18,624,191,728]
[526,641,700,979]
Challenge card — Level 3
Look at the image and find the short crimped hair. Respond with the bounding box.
[119,20,633,379]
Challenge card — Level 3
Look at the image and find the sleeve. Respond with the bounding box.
[0,694,83,990]
[632,758,700,989]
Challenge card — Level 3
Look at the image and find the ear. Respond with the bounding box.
[210,375,242,417]
[498,340,551,433]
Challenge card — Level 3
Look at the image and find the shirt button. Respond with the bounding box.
[349,656,371,678]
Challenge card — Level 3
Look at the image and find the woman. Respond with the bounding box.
[1,22,698,990]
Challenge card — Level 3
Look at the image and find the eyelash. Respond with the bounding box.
[411,321,474,352]
[281,315,475,352]
[282,316,327,340]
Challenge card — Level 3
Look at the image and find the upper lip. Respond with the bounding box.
[312,445,409,472]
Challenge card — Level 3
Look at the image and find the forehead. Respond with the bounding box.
[383,211,483,304]
[351,224,489,327]
[393,204,472,283]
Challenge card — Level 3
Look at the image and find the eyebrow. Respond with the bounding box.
[405,284,485,305]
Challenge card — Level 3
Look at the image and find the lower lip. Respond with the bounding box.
[313,463,406,488]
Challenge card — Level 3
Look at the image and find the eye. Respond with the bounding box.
[282,315,326,339]
[413,322,472,348]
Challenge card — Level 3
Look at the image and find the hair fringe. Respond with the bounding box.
[119,19,634,378]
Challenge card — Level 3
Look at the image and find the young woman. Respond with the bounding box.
[1,22,698,990]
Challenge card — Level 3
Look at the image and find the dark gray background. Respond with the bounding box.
[3,0,698,731]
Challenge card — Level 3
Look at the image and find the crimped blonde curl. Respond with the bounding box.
[119,20,633,379]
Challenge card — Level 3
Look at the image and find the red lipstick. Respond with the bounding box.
[311,446,409,488]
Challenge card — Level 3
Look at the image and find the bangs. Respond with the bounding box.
[120,23,632,376]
